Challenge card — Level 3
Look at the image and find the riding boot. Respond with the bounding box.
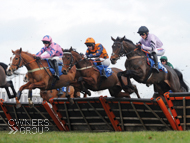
[52,59,60,80]
[152,52,159,73]
[101,68,108,79]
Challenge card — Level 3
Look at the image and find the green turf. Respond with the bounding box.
[0,131,189,143]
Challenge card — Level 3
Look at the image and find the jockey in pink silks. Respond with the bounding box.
[136,26,165,73]
[35,35,63,80]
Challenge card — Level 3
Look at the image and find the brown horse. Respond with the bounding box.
[110,36,189,96]
[62,47,140,98]
[0,62,16,98]
[7,48,76,107]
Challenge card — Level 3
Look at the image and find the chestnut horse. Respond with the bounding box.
[62,48,140,98]
[0,62,16,98]
[7,48,76,108]
[110,36,189,96]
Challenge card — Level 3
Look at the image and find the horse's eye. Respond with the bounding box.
[67,57,70,60]
[15,58,18,60]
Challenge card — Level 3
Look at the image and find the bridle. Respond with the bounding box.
[63,52,75,71]
[111,41,138,60]
[11,53,36,69]
[63,52,92,71]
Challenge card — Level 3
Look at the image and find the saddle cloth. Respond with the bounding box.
[147,56,168,73]
[57,87,70,92]
[93,62,112,77]
[45,59,63,76]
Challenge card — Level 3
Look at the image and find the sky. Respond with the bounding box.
[1,0,190,98]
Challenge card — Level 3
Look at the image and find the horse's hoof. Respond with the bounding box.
[29,104,33,108]
[16,103,21,109]
[69,98,74,105]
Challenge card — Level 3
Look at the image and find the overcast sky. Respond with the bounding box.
[1,0,190,98]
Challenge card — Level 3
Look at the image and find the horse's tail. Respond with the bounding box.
[174,68,189,92]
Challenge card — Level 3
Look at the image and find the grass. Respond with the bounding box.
[0,131,189,143]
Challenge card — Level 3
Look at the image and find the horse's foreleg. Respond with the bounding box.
[27,81,46,107]
[28,90,33,108]
[117,71,134,90]
[78,77,91,96]
[117,71,126,87]
[17,82,31,101]
[4,81,16,98]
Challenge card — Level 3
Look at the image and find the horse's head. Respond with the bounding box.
[62,47,82,74]
[110,36,137,64]
[7,48,23,76]
[110,36,126,64]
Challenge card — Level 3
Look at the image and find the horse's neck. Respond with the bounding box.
[21,53,39,70]
[124,42,145,59]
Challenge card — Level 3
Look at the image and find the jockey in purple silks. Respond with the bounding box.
[35,35,63,80]
[136,26,165,73]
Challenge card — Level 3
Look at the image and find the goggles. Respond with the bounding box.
[42,41,50,44]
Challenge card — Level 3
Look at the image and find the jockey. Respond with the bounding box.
[84,37,110,78]
[35,35,63,80]
[160,56,174,69]
[137,26,165,73]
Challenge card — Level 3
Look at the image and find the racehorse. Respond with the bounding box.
[7,48,76,108]
[62,47,140,98]
[110,36,189,96]
[0,62,16,98]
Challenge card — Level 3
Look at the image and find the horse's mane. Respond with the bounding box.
[15,49,34,57]
[116,37,135,45]
[63,48,83,57]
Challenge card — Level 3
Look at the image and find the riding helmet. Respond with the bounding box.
[42,35,52,43]
[137,26,149,34]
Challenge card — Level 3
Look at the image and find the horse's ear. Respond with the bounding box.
[12,50,15,54]
[19,47,22,53]
[111,36,115,41]
[62,48,64,52]
[69,46,73,52]
[121,36,125,41]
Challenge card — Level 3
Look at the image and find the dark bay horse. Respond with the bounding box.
[7,48,76,107]
[110,36,189,96]
[62,47,140,98]
[0,62,16,98]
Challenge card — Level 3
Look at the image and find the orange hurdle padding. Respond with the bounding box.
[156,97,177,130]
[49,98,69,131]
[164,92,183,131]
[99,96,122,131]
[42,101,66,131]
[0,99,18,130]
